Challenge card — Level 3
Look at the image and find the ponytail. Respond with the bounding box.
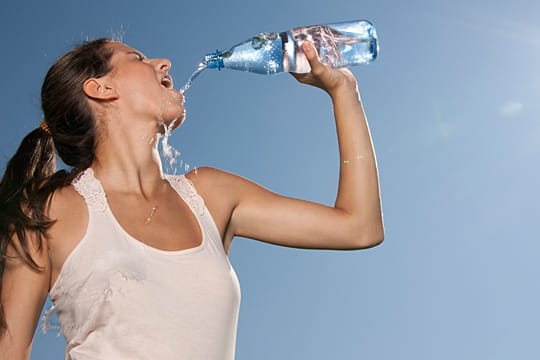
[0,126,57,334]
[0,127,55,264]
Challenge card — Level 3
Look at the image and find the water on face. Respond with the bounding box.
[180,61,207,93]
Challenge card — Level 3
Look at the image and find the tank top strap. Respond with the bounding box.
[72,168,108,212]
[165,175,205,217]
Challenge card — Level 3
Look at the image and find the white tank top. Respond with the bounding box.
[48,168,241,360]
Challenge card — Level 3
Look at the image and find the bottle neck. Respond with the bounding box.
[204,50,225,70]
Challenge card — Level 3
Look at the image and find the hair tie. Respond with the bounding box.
[40,120,51,135]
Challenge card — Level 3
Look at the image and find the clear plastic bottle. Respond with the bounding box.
[204,20,378,75]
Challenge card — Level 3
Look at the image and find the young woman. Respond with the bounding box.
[0,38,383,359]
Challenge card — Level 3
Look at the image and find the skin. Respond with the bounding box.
[0,41,383,359]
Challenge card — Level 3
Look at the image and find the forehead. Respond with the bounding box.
[107,42,145,58]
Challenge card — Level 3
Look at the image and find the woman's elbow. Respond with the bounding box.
[362,229,384,249]
[348,224,384,250]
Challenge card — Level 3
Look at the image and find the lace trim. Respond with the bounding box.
[72,168,107,212]
[71,170,203,217]
[166,175,205,216]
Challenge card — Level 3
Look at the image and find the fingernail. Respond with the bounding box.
[303,42,314,57]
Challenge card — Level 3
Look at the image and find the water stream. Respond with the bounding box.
[180,61,207,93]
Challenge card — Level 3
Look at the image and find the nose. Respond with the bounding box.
[154,58,172,73]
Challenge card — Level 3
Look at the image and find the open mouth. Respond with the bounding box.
[161,74,173,89]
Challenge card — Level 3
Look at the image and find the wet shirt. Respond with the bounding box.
[48,168,241,360]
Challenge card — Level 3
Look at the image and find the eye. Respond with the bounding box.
[131,52,145,61]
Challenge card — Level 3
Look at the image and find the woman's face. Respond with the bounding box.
[104,42,186,130]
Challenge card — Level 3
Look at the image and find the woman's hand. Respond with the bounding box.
[290,41,358,97]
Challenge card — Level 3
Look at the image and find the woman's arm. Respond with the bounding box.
[189,41,383,252]
[0,233,50,360]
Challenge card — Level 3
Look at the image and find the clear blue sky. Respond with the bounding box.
[1,0,539,359]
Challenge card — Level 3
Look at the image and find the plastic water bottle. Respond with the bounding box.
[204,20,378,75]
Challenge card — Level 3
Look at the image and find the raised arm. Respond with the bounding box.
[189,41,383,252]
[0,233,50,360]
[292,41,384,248]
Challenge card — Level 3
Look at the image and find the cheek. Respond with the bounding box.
[120,82,161,113]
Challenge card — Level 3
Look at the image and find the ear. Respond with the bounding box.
[83,78,119,100]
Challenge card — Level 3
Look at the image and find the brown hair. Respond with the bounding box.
[0,38,114,335]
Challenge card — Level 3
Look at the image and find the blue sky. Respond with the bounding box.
[1,0,539,359]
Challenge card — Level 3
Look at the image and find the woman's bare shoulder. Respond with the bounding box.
[46,184,88,243]
[186,166,248,188]
[46,184,89,280]
[48,184,86,217]
[186,166,229,179]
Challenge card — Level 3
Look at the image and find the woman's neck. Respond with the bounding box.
[91,121,169,198]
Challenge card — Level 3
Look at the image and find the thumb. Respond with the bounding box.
[302,41,323,72]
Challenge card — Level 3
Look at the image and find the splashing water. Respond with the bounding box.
[41,305,62,336]
[180,61,208,93]
[159,120,183,174]
[155,98,191,174]
[153,59,207,173]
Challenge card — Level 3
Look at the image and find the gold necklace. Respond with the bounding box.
[144,205,158,225]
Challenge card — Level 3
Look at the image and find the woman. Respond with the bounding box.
[0,38,383,359]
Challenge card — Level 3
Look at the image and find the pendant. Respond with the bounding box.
[144,206,158,225]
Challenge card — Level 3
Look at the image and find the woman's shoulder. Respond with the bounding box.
[185,166,247,187]
[48,184,86,215]
[186,166,254,197]
[185,166,267,207]
[184,166,247,207]
[46,184,89,287]
[186,166,227,178]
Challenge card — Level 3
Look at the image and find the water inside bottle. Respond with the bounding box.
[289,24,376,73]
[180,61,208,93]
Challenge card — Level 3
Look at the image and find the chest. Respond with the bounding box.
[106,186,203,251]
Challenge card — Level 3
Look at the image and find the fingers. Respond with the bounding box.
[288,41,324,84]
[291,41,354,93]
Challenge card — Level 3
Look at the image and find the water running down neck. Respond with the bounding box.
[159,120,179,172]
